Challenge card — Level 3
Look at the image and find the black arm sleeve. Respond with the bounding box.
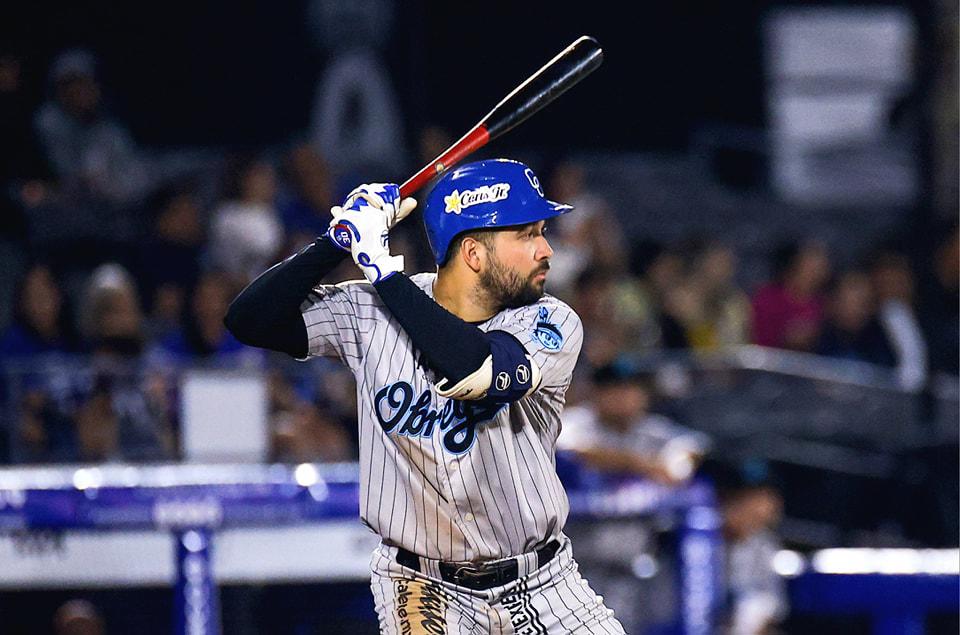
[223,237,348,358]
[373,274,491,383]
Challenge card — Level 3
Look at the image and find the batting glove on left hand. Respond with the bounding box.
[327,183,417,251]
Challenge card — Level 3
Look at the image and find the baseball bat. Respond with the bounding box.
[399,35,604,197]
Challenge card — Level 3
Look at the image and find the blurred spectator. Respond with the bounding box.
[559,361,710,485]
[208,156,284,284]
[33,48,149,211]
[3,269,78,463]
[0,264,77,357]
[278,143,334,246]
[638,242,686,300]
[135,186,205,340]
[869,250,928,390]
[568,240,689,369]
[0,265,75,461]
[74,264,174,462]
[1,47,48,225]
[416,125,453,169]
[545,160,625,298]
[918,224,959,375]
[9,264,172,463]
[816,269,895,366]
[559,360,710,633]
[53,599,105,635]
[1,265,77,462]
[80,264,145,356]
[751,240,831,351]
[150,270,262,368]
[271,401,353,463]
[685,243,751,350]
[714,461,786,635]
[569,268,624,367]
[0,48,47,332]
[268,370,353,463]
[623,241,690,350]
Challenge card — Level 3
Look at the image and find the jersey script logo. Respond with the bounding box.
[443,183,510,214]
[374,382,505,454]
[533,306,563,351]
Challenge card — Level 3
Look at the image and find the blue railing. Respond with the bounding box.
[0,462,721,635]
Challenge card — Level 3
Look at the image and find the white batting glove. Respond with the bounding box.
[328,204,404,284]
[327,183,417,251]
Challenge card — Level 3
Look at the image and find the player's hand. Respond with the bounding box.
[327,183,416,251]
[328,204,404,284]
[344,183,418,227]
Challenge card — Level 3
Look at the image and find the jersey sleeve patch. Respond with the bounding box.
[532,306,564,351]
[488,299,582,393]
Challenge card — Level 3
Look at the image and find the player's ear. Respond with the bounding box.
[460,237,485,273]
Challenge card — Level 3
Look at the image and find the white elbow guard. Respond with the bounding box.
[524,355,543,397]
[435,354,543,401]
[435,355,493,401]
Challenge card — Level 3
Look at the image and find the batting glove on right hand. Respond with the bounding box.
[328,202,404,284]
[327,183,417,251]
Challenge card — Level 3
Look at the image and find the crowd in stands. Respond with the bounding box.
[1,48,957,468]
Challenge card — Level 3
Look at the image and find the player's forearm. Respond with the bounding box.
[373,273,491,383]
[224,236,348,358]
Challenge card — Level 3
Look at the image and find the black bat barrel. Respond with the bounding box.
[481,36,603,141]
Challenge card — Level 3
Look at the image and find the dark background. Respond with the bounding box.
[2,1,843,151]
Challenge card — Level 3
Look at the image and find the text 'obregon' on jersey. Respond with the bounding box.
[300,272,583,561]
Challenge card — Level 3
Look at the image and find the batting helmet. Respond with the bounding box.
[423,159,573,265]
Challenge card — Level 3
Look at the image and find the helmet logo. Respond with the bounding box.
[524,168,544,196]
[443,183,511,215]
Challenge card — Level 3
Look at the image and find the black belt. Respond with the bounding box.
[395,540,561,590]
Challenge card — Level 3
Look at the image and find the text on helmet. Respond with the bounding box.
[443,183,511,214]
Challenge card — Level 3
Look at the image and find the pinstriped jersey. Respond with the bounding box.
[300,272,583,561]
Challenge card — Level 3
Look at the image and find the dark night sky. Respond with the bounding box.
[4,1,917,152]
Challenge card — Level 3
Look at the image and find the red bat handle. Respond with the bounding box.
[399,125,491,198]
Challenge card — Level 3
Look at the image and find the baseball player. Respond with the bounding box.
[225,158,625,634]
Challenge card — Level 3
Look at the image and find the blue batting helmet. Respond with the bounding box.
[423,159,573,265]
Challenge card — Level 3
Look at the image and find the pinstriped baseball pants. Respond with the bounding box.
[370,535,626,634]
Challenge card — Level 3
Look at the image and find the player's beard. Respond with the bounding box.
[479,255,549,309]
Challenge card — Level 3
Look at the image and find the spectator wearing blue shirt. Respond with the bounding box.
[277,143,334,246]
[0,264,79,462]
[134,185,205,341]
[151,270,263,368]
[816,269,896,367]
[73,264,174,462]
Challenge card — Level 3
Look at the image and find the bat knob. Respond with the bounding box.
[330,222,355,250]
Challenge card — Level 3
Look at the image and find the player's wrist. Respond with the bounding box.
[357,251,404,284]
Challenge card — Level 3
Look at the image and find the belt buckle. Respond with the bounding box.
[453,565,491,588]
